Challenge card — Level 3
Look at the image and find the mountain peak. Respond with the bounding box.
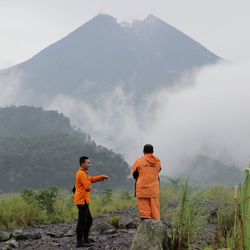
[86,13,118,27]
[143,14,161,23]
[131,14,165,32]
[119,21,131,28]
[4,13,219,99]
[70,13,119,38]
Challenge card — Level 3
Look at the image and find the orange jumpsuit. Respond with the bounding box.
[132,154,161,220]
[74,168,105,205]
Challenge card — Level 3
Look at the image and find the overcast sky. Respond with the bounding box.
[0,0,249,69]
[0,0,250,173]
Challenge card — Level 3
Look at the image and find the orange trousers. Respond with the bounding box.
[137,197,160,220]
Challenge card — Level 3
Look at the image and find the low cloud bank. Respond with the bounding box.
[0,70,30,106]
[1,61,250,176]
[47,61,250,175]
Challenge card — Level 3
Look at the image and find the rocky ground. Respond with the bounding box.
[0,201,223,250]
[0,208,139,250]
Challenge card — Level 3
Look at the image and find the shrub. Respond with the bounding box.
[0,189,133,228]
[217,207,235,239]
[108,216,120,229]
[36,187,59,214]
[103,187,113,203]
[160,188,179,219]
[20,188,36,203]
[20,187,59,214]
[0,195,45,228]
[120,191,132,200]
[170,180,209,250]
[90,191,136,217]
[203,185,234,203]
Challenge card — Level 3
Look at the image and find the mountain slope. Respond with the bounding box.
[0,106,131,192]
[1,14,219,101]
[181,155,242,186]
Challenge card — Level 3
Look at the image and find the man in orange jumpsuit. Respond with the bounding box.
[132,144,161,220]
[74,156,109,248]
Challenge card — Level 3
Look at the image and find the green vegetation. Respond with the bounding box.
[0,187,136,229]
[170,180,209,250]
[160,188,179,219]
[241,168,250,250]
[203,185,234,203]
[0,106,131,192]
[21,187,59,214]
[2,177,250,250]
[90,188,136,216]
[0,188,76,228]
[160,180,247,250]
[215,206,240,249]
[108,216,121,229]
[203,168,250,250]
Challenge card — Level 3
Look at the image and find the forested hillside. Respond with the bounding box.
[0,106,131,193]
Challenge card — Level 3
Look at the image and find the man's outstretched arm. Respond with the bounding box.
[89,175,110,183]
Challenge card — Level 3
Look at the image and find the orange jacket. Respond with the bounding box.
[132,154,161,198]
[74,168,105,205]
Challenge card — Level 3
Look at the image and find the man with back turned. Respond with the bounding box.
[132,144,161,220]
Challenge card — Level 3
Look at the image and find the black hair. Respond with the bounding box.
[79,156,89,166]
[143,144,154,154]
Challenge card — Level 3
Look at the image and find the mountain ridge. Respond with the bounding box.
[0,14,220,102]
[0,106,131,192]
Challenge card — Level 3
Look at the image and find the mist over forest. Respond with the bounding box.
[0,106,131,193]
[0,14,248,190]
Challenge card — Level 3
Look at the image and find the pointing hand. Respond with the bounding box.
[102,175,110,181]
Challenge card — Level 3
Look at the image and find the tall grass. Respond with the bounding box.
[1,183,244,250]
[0,188,136,229]
[215,206,239,249]
[0,195,47,228]
[241,168,250,250]
[203,185,234,203]
[170,180,209,250]
[160,188,179,219]
[90,190,136,216]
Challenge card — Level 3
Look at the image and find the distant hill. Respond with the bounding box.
[0,106,131,193]
[0,14,219,102]
[181,155,242,186]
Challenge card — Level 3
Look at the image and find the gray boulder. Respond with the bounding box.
[131,220,169,250]
[45,231,64,238]
[4,239,19,249]
[14,231,42,241]
[11,229,23,238]
[63,229,75,237]
[124,220,138,229]
[0,231,10,242]
[93,222,116,235]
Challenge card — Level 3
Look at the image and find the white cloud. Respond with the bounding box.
[1,60,250,177]
[46,61,250,176]
[0,70,31,106]
[46,86,142,158]
[147,61,250,175]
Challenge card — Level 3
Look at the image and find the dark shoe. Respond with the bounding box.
[140,217,150,221]
[84,237,95,243]
[75,240,84,248]
[83,241,93,247]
